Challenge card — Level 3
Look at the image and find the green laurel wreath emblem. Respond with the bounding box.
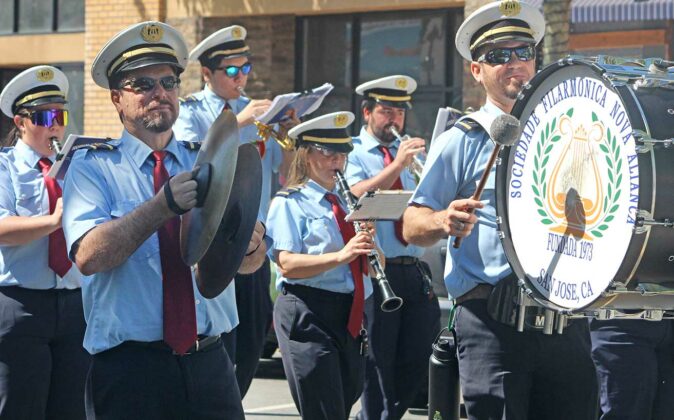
[530,109,622,237]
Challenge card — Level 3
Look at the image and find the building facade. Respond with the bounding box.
[0,0,672,140]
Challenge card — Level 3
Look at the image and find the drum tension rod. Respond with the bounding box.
[635,210,674,229]
[633,130,673,153]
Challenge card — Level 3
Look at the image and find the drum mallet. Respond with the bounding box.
[453,113,521,248]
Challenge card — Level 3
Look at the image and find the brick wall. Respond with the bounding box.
[84,0,167,137]
[168,15,296,101]
[461,0,493,111]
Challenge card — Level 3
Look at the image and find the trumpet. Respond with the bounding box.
[334,170,403,312]
[389,127,424,179]
[237,86,295,151]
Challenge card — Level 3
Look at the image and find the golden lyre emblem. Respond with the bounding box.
[395,78,408,89]
[141,24,163,42]
[36,68,54,82]
[334,114,349,127]
[232,27,243,39]
[547,116,605,240]
[499,0,522,17]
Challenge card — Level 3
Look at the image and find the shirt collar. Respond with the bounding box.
[204,85,230,110]
[118,129,181,169]
[14,139,52,169]
[483,98,506,116]
[304,179,343,203]
[358,126,400,153]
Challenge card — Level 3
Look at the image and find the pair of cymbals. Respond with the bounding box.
[180,110,262,298]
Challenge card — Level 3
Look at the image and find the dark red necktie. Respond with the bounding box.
[378,146,408,246]
[325,193,366,338]
[37,158,72,277]
[151,151,197,355]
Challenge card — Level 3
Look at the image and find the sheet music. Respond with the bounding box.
[47,134,110,179]
[345,190,413,222]
[431,106,464,143]
[256,83,333,125]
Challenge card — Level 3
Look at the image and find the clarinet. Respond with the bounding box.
[334,170,403,312]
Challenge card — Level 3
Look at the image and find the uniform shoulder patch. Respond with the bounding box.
[275,186,302,197]
[454,118,481,133]
[178,140,201,151]
[179,94,199,104]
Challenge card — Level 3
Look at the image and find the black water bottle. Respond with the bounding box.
[428,329,460,420]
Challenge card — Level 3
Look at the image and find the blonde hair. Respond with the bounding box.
[285,147,311,189]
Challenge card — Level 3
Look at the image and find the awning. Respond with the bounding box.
[525,0,674,23]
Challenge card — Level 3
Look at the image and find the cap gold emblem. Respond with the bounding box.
[232,27,243,39]
[334,114,348,127]
[36,68,54,82]
[141,23,163,43]
[395,78,408,89]
[499,0,522,17]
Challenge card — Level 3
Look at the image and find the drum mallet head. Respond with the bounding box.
[490,113,521,147]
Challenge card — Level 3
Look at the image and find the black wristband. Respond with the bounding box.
[245,222,266,256]
[163,177,188,215]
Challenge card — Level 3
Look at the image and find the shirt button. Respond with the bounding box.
[195,299,201,305]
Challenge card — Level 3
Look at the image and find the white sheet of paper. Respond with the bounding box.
[256,83,333,125]
[345,190,414,222]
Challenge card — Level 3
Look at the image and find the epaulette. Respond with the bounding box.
[178,141,201,151]
[73,141,116,152]
[0,147,13,154]
[275,186,302,198]
[454,119,480,133]
[179,94,199,104]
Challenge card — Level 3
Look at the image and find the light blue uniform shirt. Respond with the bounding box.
[346,127,424,259]
[173,85,283,217]
[266,180,373,298]
[0,140,81,289]
[410,101,510,300]
[62,130,238,354]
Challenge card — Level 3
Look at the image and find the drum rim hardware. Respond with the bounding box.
[633,129,673,153]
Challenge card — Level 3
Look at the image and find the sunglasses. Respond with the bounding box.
[311,145,346,158]
[477,45,535,65]
[119,75,181,93]
[215,63,252,78]
[23,109,69,127]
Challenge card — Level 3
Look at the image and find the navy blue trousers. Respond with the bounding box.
[85,339,243,420]
[358,262,440,420]
[455,299,597,420]
[0,286,89,420]
[274,284,368,420]
[590,319,674,420]
[221,257,273,398]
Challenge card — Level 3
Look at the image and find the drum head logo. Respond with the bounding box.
[506,73,639,310]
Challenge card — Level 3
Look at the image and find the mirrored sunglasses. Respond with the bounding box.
[216,62,252,78]
[119,75,181,93]
[25,109,69,127]
[477,45,535,65]
[311,145,346,158]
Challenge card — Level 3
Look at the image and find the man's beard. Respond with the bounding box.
[140,109,176,133]
[373,123,397,144]
[504,78,525,100]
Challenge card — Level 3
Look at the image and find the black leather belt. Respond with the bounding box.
[385,256,419,265]
[121,335,221,356]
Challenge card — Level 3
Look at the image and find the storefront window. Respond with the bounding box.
[298,9,462,140]
[0,0,14,34]
[19,0,53,33]
[0,0,84,34]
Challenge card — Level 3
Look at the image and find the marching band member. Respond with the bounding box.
[267,112,377,420]
[590,319,674,419]
[173,25,298,396]
[402,2,598,419]
[346,75,440,420]
[62,21,266,419]
[0,66,89,419]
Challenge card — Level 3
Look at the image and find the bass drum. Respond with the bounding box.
[496,56,674,315]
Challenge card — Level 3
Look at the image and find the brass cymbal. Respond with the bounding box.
[196,143,262,298]
[180,110,239,266]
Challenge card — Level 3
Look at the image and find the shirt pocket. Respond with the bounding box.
[110,200,159,260]
[14,182,42,217]
[304,217,341,254]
